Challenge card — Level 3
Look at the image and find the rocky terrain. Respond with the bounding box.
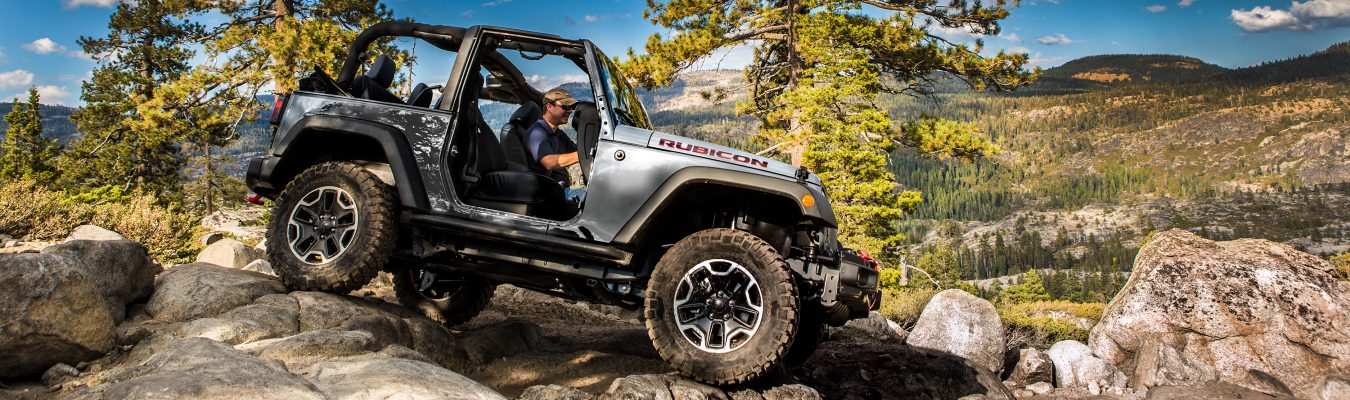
[2,226,1348,399]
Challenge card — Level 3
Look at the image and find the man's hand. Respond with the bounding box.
[541,151,579,170]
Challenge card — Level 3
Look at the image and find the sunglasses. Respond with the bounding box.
[551,101,576,111]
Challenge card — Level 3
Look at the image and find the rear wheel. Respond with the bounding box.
[267,162,396,293]
[393,268,495,326]
[645,228,799,385]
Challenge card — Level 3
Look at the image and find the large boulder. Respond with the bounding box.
[195,238,264,270]
[303,356,507,400]
[1045,340,1126,392]
[0,253,116,377]
[907,289,1006,373]
[1087,229,1350,398]
[236,329,382,372]
[62,336,325,399]
[66,225,127,241]
[145,263,287,323]
[597,374,820,400]
[177,294,302,345]
[41,238,161,324]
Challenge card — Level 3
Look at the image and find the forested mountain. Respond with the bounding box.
[0,102,79,144]
[1031,54,1227,92]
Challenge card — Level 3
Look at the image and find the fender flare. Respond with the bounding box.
[612,167,836,245]
[274,115,429,211]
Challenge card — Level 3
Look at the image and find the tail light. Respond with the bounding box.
[858,249,878,270]
[245,191,265,205]
[268,94,289,126]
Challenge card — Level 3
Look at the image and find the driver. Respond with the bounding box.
[526,88,583,200]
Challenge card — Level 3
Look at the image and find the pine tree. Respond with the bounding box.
[0,88,60,184]
[997,270,1050,305]
[62,0,206,197]
[622,0,1037,257]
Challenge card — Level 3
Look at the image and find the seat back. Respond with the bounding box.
[501,102,542,172]
[352,55,402,104]
[407,82,435,107]
[570,102,600,184]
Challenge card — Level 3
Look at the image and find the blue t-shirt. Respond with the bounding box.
[525,119,578,187]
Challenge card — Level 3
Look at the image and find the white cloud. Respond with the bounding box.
[481,0,510,6]
[1231,6,1303,31]
[928,23,986,42]
[1179,0,1196,7]
[0,48,5,62]
[1147,5,1168,13]
[692,42,756,71]
[1027,52,1068,68]
[0,70,35,88]
[23,38,68,55]
[1006,46,1031,54]
[3,85,73,106]
[461,10,474,18]
[1232,1,1350,32]
[63,0,118,8]
[1036,34,1074,45]
[1000,32,1021,42]
[584,14,613,23]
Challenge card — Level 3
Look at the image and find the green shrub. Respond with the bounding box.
[1332,253,1350,281]
[998,300,1106,350]
[0,179,202,264]
[879,267,904,289]
[878,288,940,329]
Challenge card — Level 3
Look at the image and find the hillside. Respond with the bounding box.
[0,102,79,144]
[1036,54,1227,89]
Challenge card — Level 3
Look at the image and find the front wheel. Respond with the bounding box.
[644,229,799,385]
[266,162,397,293]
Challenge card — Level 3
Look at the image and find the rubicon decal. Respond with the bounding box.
[658,138,770,168]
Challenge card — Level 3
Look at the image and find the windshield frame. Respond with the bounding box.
[587,45,654,131]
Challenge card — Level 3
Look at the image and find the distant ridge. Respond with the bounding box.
[1216,40,1350,83]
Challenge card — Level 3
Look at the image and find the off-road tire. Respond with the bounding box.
[644,228,799,385]
[392,268,496,326]
[267,161,396,293]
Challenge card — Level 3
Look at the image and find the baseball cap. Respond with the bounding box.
[543,88,579,107]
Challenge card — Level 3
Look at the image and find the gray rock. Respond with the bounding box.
[0,253,115,378]
[195,238,264,270]
[303,356,507,400]
[403,316,468,369]
[460,318,544,365]
[200,232,225,246]
[1318,375,1350,400]
[1045,340,1126,390]
[907,289,1006,373]
[236,329,381,372]
[1007,348,1055,386]
[41,239,161,324]
[521,384,594,400]
[242,259,274,276]
[42,363,79,387]
[842,311,907,342]
[760,384,821,400]
[66,225,126,241]
[145,263,287,323]
[1088,229,1350,399]
[63,337,325,400]
[1025,381,1052,395]
[182,294,302,345]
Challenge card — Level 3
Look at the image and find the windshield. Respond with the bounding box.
[593,47,653,130]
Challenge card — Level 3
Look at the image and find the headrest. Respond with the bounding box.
[366,55,396,88]
[509,102,543,128]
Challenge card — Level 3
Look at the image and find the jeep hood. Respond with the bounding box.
[644,131,822,186]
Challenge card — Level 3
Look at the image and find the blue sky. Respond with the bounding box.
[1,0,1347,106]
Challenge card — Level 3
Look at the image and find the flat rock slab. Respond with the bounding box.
[63,337,325,400]
[303,356,507,400]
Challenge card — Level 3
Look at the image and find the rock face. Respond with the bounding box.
[1045,340,1126,391]
[0,253,116,378]
[596,374,821,400]
[66,225,127,241]
[303,356,507,400]
[41,238,161,324]
[907,289,1006,373]
[146,263,287,323]
[1088,229,1350,398]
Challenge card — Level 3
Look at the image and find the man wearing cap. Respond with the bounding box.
[526,87,581,193]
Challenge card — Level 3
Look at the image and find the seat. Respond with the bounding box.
[351,55,402,104]
[570,102,600,185]
[406,82,437,108]
[500,102,543,172]
[452,67,567,217]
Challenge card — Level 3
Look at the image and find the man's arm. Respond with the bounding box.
[541,152,578,170]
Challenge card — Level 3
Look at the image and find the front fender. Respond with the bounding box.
[612,167,836,244]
